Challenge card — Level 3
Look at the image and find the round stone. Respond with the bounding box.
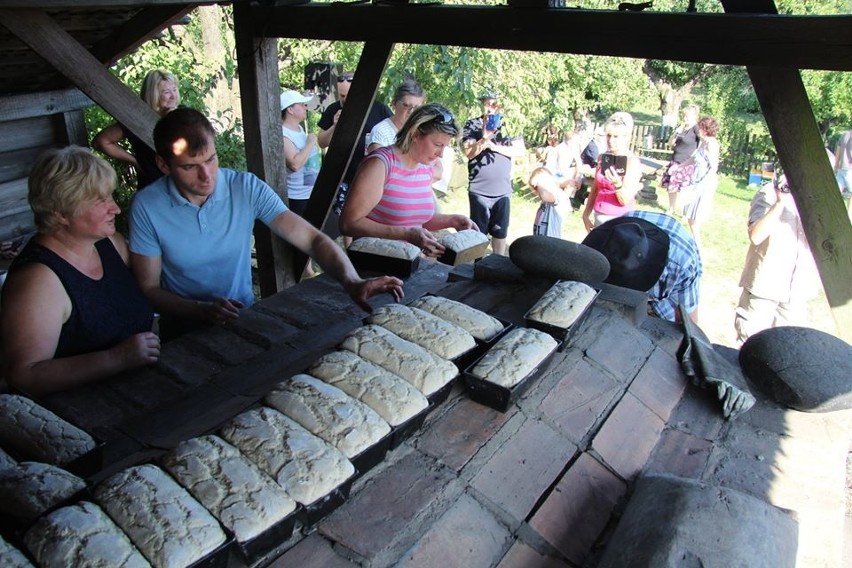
[508,235,610,284]
[739,326,852,412]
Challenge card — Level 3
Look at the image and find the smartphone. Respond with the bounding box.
[601,153,627,176]
[485,113,502,131]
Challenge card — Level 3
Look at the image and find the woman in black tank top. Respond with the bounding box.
[1,147,160,395]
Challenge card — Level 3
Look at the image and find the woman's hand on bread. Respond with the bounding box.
[346,276,405,312]
[406,227,445,257]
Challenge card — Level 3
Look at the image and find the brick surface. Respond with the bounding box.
[628,347,687,422]
[395,493,512,568]
[318,451,459,563]
[268,533,357,568]
[539,358,621,445]
[592,393,665,480]
[496,541,570,568]
[416,397,514,471]
[667,384,726,441]
[638,316,683,358]
[528,452,626,565]
[644,427,713,479]
[584,316,654,384]
[471,419,577,524]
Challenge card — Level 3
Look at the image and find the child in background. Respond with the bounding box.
[529,167,569,238]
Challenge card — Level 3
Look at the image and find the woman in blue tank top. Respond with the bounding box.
[1,147,159,395]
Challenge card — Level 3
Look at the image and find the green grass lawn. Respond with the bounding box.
[439,157,837,347]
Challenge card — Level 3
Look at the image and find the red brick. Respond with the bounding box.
[644,427,713,479]
[416,397,514,471]
[528,452,626,565]
[268,533,356,568]
[585,317,654,383]
[539,359,621,444]
[318,451,458,563]
[496,541,570,568]
[472,419,576,523]
[395,493,512,568]
[592,393,665,480]
[628,347,687,422]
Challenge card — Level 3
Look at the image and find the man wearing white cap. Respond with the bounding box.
[280,89,320,218]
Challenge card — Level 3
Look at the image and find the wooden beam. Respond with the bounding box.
[0,1,217,7]
[0,9,159,149]
[722,0,852,342]
[232,1,292,297]
[0,88,92,122]
[88,5,194,66]
[299,41,393,273]
[248,5,852,71]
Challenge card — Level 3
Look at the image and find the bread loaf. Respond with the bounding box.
[309,350,429,426]
[366,304,476,360]
[348,237,420,260]
[161,435,296,543]
[340,325,458,396]
[409,296,504,342]
[0,394,95,466]
[0,461,86,524]
[94,464,225,568]
[220,407,354,506]
[439,229,489,251]
[470,328,557,388]
[0,446,16,471]
[265,374,390,459]
[23,501,149,568]
[0,534,34,568]
[526,280,597,328]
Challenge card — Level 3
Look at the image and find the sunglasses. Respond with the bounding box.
[429,109,455,126]
[337,75,354,83]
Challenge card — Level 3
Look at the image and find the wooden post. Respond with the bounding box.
[233,2,292,296]
[723,0,852,342]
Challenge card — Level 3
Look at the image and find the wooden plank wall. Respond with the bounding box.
[0,88,91,242]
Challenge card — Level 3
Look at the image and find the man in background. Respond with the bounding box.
[734,173,819,344]
[462,93,525,256]
[317,71,392,239]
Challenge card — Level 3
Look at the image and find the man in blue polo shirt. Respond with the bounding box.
[129,108,403,340]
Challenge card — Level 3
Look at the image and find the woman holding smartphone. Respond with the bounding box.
[582,111,643,232]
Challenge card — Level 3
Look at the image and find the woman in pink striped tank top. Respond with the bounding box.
[341,104,476,258]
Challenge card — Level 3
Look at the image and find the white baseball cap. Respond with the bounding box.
[280,90,313,110]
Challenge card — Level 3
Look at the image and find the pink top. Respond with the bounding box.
[593,165,634,217]
[365,146,436,227]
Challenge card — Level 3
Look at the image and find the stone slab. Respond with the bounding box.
[584,315,654,384]
[496,541,570,568]
[592,392,665,480]
[628,347,687,422]
[471,418,576,524]
[267,533,356,568]
[528,452,626,566]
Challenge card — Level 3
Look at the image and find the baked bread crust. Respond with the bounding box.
[1,534,35,568]
[309,350,429,426]
[94,464,226,568]
[348,237,420,260]
[340,325,458,396]
[0,394,95,466]
[366,304,476,360]
[265,374,390,459]
[470,328,558,388]
[526,281,597,328]
[409,296,504,342]
[439,229,488,252]
[162,435,296,543]
[220,407,354,506]
[0,461,86,524]
[23,501,150,568]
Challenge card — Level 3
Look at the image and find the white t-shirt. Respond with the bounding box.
[282,125,319,200]
[366,118,398,153]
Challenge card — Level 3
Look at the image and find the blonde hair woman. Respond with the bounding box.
[1,147,159,395]
[341,103,476,258]
[582,111,643,232]
[93,69,180,190]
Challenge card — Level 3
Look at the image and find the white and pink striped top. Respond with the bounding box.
[365,146,436,227]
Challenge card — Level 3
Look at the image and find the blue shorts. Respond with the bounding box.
[468,193,510,239]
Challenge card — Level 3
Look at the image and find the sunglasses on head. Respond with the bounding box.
[428,109,454,126]
[337,75,354,83]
